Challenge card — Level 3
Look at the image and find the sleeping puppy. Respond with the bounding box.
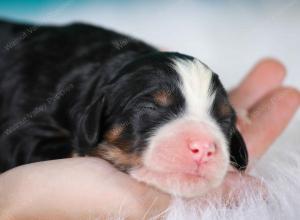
[0,20,248,197]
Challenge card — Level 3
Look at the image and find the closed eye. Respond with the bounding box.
[219,117,232,127]
[221,117,231,123]
[138,102,158,111]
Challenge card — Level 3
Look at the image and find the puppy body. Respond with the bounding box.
[0,20,153,170]
[0,20,247,197]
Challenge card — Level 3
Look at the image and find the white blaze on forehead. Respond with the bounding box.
[171,58,228,158]
[172,58,215,117]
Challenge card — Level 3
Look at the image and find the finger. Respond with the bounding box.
[230,58,286,110]
[238,87,300,162]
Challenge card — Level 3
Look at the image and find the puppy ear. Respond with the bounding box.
[75,96,105,153]
[229,127,248,171]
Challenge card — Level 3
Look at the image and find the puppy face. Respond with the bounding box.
[79,52,248,198]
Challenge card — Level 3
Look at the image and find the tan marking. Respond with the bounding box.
[104,125,125,143]
[219,103,232,117]
[71,152,80,157]
[91,143,141,169]
[153,90,173,106]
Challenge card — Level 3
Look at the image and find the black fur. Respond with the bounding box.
[210,74,248,171]
[0,20,247,173]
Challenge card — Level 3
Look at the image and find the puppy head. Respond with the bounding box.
[78,52,248,198]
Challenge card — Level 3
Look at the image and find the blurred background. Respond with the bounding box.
[0,0,299,89]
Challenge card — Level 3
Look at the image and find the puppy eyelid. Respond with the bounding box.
[218,117,232,125]
[138,102,158,111]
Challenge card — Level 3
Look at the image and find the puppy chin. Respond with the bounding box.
[129,163,229,198]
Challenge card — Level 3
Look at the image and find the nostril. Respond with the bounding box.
[191,148,199,154]
[205,144,216,158]
[188,141,217,164]
[189,142,202,154]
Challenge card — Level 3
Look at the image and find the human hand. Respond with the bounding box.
[0,157,170,220]
[211,59,300,204]
[0,59,298,220]
[230,59,299,164]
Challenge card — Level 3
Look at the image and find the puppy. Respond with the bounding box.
[0,20,248,197]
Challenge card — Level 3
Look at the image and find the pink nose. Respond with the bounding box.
[188,140,216,164]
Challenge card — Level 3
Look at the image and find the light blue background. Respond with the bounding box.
[0,0,299,89]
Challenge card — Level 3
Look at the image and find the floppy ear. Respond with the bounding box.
[75,96,105,153]
[229,127,248,171]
